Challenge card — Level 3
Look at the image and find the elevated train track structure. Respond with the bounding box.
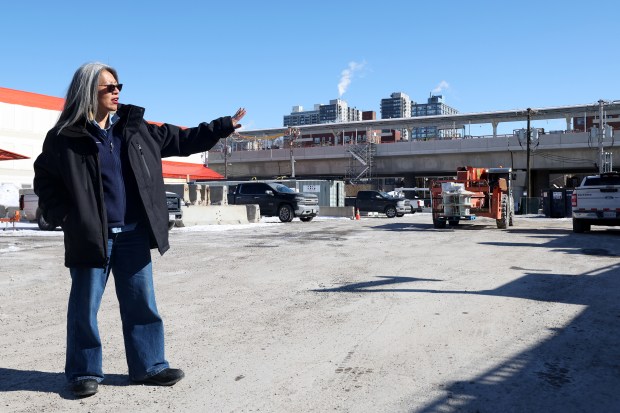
[209,102,620,185]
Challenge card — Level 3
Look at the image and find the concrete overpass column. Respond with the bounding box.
[533,169,550,199]
[492,121,499,138]
[402,173,416,188]
[407,127,414,141]
[565,116,572,131]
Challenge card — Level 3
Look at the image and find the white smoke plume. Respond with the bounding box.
[338,61,366,97]
[432,80,450,94]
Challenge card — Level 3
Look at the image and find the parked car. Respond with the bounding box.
[571,171,620,232]
[345,190,411,218]
[228,182,319,222]
[166,191,183,229]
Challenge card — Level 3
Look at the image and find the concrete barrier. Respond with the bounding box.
[165,183,209,205]
[178,205,250,226]
[319,206,355,218]
[209,186,228,205]
[245,204,261,223]
[164,183,232,206]
[177,204,352,226]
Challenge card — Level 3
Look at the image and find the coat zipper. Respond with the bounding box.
[82,155,89,191]
[137,143,151,179]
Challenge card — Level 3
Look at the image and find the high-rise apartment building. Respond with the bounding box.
[282,93,460,146]
[319,99,354,123]
[411,95,459,139]
[283,105,321,127]
[284,99,359,126]
[380,92,412,119]
[380,92,412,141]
[283,100,376,147]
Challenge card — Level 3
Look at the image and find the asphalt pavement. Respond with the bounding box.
[1,213,619,412]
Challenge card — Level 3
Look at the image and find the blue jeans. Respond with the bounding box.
[65,224,169,383]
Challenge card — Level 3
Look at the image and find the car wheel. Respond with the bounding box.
[36,208,57,231]
[572,218,590,233]
[433,218,447,229]
[278,204,294,222]
[385,206,397,218]
[300,216,313,222]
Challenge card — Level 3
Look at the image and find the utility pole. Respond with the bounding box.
[598,99,605,173]
[224,137,228,179]
[526,108,531,214]
[290,143,295,178]
[288,128,299,178]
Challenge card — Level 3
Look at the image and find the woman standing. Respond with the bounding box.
[34,62,245,398]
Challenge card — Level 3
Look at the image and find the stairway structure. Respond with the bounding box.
[345,142,376,184]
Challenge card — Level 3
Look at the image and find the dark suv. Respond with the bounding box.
[228,182,319,222]
[166,191,183,230]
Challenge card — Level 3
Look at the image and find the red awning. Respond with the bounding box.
[161,160,223,181]
[0,148,30,161]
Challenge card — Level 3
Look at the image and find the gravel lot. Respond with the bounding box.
[1,213,619,413]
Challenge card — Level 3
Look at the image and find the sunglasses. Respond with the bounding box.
[99,84,123,93]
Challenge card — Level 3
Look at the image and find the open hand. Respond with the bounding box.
[232,107,246,129]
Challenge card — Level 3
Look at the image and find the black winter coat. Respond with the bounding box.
[33,103,234,268]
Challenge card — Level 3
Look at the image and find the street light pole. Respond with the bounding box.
[526,108,531,214]
[598,99,605,173]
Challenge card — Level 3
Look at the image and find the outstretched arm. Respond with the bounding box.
[148,107,247,158]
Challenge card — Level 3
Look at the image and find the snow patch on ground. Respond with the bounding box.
[0,244,21,252]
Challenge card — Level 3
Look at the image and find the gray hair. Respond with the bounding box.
[55,62,119,132]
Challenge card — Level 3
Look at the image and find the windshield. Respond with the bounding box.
[583,175,620,186]
[378,191,391,198]
[268,183,296,193]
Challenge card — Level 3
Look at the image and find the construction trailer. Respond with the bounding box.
[430,166,514,229]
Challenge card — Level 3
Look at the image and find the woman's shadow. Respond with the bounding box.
[0,368,128,399]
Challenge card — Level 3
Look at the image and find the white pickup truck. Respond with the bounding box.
[571,171,620,233]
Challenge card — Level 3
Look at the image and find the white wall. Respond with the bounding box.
[0,102,60,188]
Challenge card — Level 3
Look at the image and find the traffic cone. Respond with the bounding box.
[355,209,361,220]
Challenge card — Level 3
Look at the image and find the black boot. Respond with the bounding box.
[70,379,98,397]
[134,368,185,386]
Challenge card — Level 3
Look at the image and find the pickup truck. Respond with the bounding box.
[227,182,319,222]
[345,190,411,218]
[571,171,620,233]
[19,190,183,231]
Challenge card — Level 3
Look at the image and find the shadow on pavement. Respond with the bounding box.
[313,226,620,412]
[0,369,129,400]
[413,262,620,413]
[311,276,442,293]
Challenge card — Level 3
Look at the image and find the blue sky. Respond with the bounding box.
[2,1,618,135]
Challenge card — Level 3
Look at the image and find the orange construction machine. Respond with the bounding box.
[430,166,515,229]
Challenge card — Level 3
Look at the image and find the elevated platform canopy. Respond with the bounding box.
[0,148,29,161]
[161,160,223,181]
[237,101,620,138]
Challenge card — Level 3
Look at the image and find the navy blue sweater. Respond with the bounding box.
[88,119,142,228]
